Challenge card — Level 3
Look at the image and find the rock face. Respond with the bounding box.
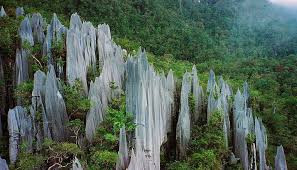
[255,117,268,170]
[8,106,33,163]
[72,157,83,170]
[116,127,129,170]
[0,6,7,17]
[217,76,232,147]
[31,70,51,148]
[0,55,5,137]
[0,157,9,170]
[45,65,68,141]
[176,72,192,158]
[125,51,175,169]
[44,13,66,62]
[66,13,96,93]
[191,66,203,122]
[15,7,24,17]
[275,145,288,170]
[31,13,45,44]
[207,70,219,122]
[233,87,253,170]
[85,21,125,142]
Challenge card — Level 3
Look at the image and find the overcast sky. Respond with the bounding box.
[269,0,297,7]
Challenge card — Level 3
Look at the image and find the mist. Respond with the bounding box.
[229,0,297,57]
[269,0,297,8]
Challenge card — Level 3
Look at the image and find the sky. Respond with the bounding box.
[269,0,297,7]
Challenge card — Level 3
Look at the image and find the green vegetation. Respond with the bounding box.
[1,0,297,168]
[14,80,33,107]
[63,80,90,118]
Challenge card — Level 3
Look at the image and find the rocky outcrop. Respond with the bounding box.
[8,106,33,163]
[116,127,129,170]
[176,72,192,158]
[15,7,24,17]
[66,13,96,93]
[44,65,68,141]
[0,157,9,170]
[191,66,203,122]
[275,145,288,170]
[207,70,219,122]
[85,22,125,142]
[255,117,268,170]
[125,51,175,169]
[0,6,7,17]
[0,55,5,137]
[72,157,83,170]
[31,13,45,44]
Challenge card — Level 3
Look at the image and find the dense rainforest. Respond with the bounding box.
[0,0,296,169]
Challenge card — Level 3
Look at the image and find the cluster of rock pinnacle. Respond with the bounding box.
[0,6,288,170]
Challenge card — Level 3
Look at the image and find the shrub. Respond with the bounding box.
[91,150,118,170]
[167,161,191,170]
[63,80,90,118]
[14,80,34,107]
[190,150,220,169]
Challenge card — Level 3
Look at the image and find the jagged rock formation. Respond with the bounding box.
[191,65,203,122]
[85,25,125,142]
[207,70,219,122]
[44,65,68,140]
[31,13,45,44]
[44,13,66,67]
[0,157,9,170]
[66,13,96,93]
[3,10,289,170]
[72,157,83,170]
[15,7,24,17]
[217,76,232,147]
[233,86,254,170]
[0,6,7,17]
[0,55,5,137]
[176,72,192,158]
[275,145,288,170]
[255,117,268,170]
[116,127,129,170]
[125,51,175,169]
[30,70,51,148]
[8,106,33,163]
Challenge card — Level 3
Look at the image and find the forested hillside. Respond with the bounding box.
[0,0,296,169]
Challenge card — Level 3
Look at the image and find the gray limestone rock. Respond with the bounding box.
[0,157,8,170]
[72,157,83,170]
[45,65,68,141]
[19,16,34,46]
[66,13,96,93]
[126,51,175,169]
[116,127,129,170]
[275,145,287,170]
[191,65,203,122]
[15,7,24,17]
[31,13,45,44]
[0,6,7,17]
[176,72,192,158]
[8,106,33,163]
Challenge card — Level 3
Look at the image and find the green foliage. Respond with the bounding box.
[14,80,34,107]
[189,150,220,170]
[167,161,191,170]
[63,80,90,117]
[246,133,256,146]
[17,152,46,170]
[90,150,118,170]
[0,16,21,56]
[186,111,227,169]
[188,93,195,115]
